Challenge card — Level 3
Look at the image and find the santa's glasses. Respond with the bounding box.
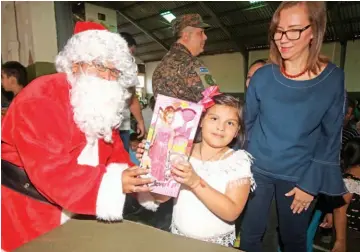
[81,62,121,79]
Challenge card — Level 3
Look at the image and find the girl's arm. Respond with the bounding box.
[172,150,253,222]
[191,178,251,222]
[333,193,352,245]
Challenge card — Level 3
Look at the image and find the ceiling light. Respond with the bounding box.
[160,11,176,23]
[249,1,262,3]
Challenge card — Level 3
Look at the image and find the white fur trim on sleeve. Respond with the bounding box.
[96,163,128,221]
[137,192,160,212]
[227,150,256,192]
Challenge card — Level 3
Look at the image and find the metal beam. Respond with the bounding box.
[198,2,246,55]
[119,2,144,12]
[217,2,269,17]
[118,2,198,30]
[130,3,270,38]
[131,15,213,38]
[114,7,170,51]
[89,1,143,12]
[333,3,347,42]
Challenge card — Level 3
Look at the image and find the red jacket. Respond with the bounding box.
[1,73,132,251]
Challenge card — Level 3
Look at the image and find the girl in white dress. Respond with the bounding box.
[138,89,256,247]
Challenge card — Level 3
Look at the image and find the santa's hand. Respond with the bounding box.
[136,140,146,160]
[171,162,201,190]
[122,166,154,193]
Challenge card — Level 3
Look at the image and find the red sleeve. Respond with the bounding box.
[107,130,134,167]
[10,98,127,220]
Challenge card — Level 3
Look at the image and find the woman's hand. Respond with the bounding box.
[285,187,314,214]
[319,213,333,228]
[171,161,201,190]
[331,240,346,252]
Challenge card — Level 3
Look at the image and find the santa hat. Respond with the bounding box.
[55,21,138,88]
[73,21,107,35]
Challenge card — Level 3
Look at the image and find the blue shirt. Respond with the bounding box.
[129,149,140,166]
[245,63,347,196]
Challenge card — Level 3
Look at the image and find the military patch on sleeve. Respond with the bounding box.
[199,67,209,73]
[204,74,216,85]
[195,66,217,87]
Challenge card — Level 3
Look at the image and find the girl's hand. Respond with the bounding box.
[285,187,314,214]
[136,139,146,160]
[331,240,346,252]
[171,161,201,190]
[319,213,333,228]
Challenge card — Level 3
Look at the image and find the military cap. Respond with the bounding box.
[171,14,210,36]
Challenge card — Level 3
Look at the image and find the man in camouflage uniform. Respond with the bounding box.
[148,13,218,232]
[152,13,217,102]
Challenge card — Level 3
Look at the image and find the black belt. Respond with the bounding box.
[1,159,57,206]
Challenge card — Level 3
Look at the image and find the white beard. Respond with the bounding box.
[69,74,129,143]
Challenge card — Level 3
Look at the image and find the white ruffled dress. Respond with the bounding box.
[170,149,255,247]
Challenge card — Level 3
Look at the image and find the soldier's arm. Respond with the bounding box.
[152,67,190,100]
[152,76,180,99]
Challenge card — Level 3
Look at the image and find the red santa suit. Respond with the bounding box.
[1,72,132,251]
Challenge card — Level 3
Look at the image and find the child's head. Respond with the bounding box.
[342,138,360,172]
[1,61,28,93]
[149,96,155,111]
[200,94,245,148]
[161,106,176,124]
[130,132,142,151]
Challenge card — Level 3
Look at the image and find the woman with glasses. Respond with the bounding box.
[240,2,347,252]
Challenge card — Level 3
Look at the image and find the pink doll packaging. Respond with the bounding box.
[140,94,203,197]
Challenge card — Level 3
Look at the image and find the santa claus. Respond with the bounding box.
[1,21,157,251]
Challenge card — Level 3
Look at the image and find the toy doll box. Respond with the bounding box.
[140,94,203,197]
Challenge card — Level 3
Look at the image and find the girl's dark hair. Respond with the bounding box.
[342,138,360,172]
[196,94,246,148]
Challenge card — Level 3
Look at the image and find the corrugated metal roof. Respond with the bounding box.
[81,1,360,62]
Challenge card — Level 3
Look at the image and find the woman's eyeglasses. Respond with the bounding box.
[272,25,311,41]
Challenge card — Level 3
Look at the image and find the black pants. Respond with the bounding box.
[262,198,279,252]
[240,172,314,252]
[123,196,173,231]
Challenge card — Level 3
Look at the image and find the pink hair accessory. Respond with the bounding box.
[198,86,221,111]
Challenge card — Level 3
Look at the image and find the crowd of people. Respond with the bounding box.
[1,1,360,252]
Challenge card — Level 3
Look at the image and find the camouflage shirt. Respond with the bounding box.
[152,43,217,103]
